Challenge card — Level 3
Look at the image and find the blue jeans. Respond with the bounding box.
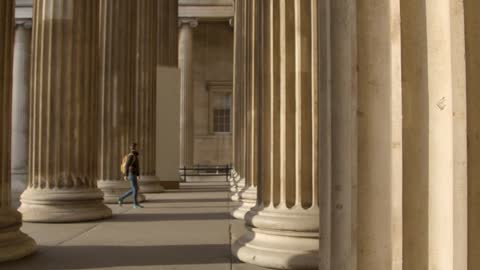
[119,174,139,205]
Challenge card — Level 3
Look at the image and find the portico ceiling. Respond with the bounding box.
[15,0,234,23]
[179,0,233,21]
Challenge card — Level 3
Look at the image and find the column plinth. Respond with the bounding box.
[234,207,319,269]
[0,0,36,262]
[18,0,112,223]
[138,176,165,193]
[231,186,256,219]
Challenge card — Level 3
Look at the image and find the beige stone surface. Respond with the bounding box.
[465,0,480,269]
[134,0,164,193]
[2,177,268,270]
[233,1,319,269]
[192,23,233,166]
[18,0,112,223]
[10,22,31,207]
[357,1,403,270]
[156,67,181,187]
[179,18,197,168]
[0,0,36,263]
[97,0,144,204]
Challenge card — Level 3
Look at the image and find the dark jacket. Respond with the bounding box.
[125,151,140,176]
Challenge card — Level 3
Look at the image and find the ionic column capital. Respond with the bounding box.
[178,18,198,28]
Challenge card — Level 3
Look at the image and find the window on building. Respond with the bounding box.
[213,108,231,133]
[207,81,232,135]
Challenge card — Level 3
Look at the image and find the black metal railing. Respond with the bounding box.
[179,164,231,182]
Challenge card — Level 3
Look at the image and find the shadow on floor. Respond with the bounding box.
[146,198,231,203]
[166,189,229,194]
[110,212,231,222]
[3,244,231,270]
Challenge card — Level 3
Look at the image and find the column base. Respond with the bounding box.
[231,186,257,220]
[230,177,245,201]
[138,175,165,193]
[18,188,113,223]
[0,208,36,263]
[233,205,319,270]
[233,227,318,270]
[97,180,146,204]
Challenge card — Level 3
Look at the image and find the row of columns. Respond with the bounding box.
[3,0,176,224]
[231,0,480,270]
[230,0,256,218]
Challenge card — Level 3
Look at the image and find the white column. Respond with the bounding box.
[178,18,198,169]
[11,20,32,207]
[233,1,319,269]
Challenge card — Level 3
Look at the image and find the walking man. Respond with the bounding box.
[118,143,144,208]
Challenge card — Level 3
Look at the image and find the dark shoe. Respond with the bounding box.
[133,204,144,209]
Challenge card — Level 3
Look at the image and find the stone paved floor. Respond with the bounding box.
[2,176,268,270]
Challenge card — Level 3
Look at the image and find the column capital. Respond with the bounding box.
[178,18,198,28]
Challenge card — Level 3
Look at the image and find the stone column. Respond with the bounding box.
[18,0,112,223]
[230,0,247,196]
[232,0,258,219]
[356,1,403,269]
[0,0,36,262]
[401,1,468,270]
[135,0,164,193]
[178,18,198,169]
[158,0,178,67]
[97,0,146,203]
[465,0,480,269]
[233,1,320,268]
[11,20,32,207]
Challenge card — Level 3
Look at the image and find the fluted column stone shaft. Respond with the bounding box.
[233,1,320,269]
[11,21,32,207]
[231,0,247,196]
[157,0,178,67]
[402,1,468,270]
[134,0,164,193]
[97,0,146,203]
[231,0,259,219]
[178,18,197,169]
[0,0,36,262]
[18,0,112,223]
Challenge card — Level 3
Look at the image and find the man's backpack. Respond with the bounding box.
[120,154,135,177]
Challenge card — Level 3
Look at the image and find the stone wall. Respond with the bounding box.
[192,22,233,166]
